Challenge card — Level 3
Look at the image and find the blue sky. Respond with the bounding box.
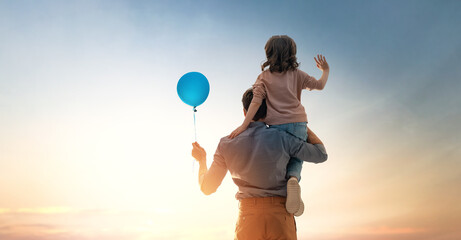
[1,0,460,239]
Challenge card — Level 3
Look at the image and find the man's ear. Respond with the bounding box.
[243,108,247,117]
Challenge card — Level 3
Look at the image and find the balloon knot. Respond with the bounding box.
[193,107,197,112]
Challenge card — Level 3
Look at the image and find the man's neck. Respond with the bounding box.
[248,120,266,126]
[252,119,265,123]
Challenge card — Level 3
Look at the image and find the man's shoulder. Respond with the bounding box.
[219,125,285,145]
[218,135,232,145]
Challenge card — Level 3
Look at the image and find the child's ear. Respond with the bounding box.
[243,108,247,117]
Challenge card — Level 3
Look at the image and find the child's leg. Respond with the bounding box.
[286,159,303,181]
[270,122,308,215]
[270,122,308,182]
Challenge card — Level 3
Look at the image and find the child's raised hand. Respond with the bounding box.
[229,124,248,139]
[315,54,329,71]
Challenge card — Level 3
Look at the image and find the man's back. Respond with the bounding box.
[217,122,295,199]
[202,121,327,199]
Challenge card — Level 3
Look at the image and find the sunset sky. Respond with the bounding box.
[1,0,460,239]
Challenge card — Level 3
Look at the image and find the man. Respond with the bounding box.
[191,88,328,240]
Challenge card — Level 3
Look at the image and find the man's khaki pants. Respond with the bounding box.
[235,197,297,240]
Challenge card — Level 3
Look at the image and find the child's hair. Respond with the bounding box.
[261,35,299,73]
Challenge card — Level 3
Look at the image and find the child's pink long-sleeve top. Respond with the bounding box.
[252,69,325,125]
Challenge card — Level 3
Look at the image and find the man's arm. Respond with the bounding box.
[307,127,323,145]
[192,142,227,195]
[283,127,328,164]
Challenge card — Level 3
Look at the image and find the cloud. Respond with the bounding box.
[353,226,427,235]
[0,207,73,215]
[0,223,69,240]
[0,207,212,240]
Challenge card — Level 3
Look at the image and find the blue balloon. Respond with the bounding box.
[177,72,210,107]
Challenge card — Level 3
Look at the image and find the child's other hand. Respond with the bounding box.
[229,125,248,139]
[315,54,329,71]
[192,142,206,162]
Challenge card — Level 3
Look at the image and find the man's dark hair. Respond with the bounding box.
[242,88,267,121]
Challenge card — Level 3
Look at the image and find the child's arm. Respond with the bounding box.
[229,100,262,138]
[314,54,330,90]
[303,54,330,90]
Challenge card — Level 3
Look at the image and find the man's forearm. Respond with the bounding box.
[192,142,227,195]
[198,160,208,186]
[198,160,227,195]
[288,127,327,164]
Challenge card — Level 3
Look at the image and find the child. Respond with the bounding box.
[229,35,329,216]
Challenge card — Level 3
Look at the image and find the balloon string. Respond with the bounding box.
[193,107,197,142]
[193,106,197,171]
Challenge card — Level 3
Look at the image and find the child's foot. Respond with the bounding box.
[286,177,301,214]
[294,200,304,217]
